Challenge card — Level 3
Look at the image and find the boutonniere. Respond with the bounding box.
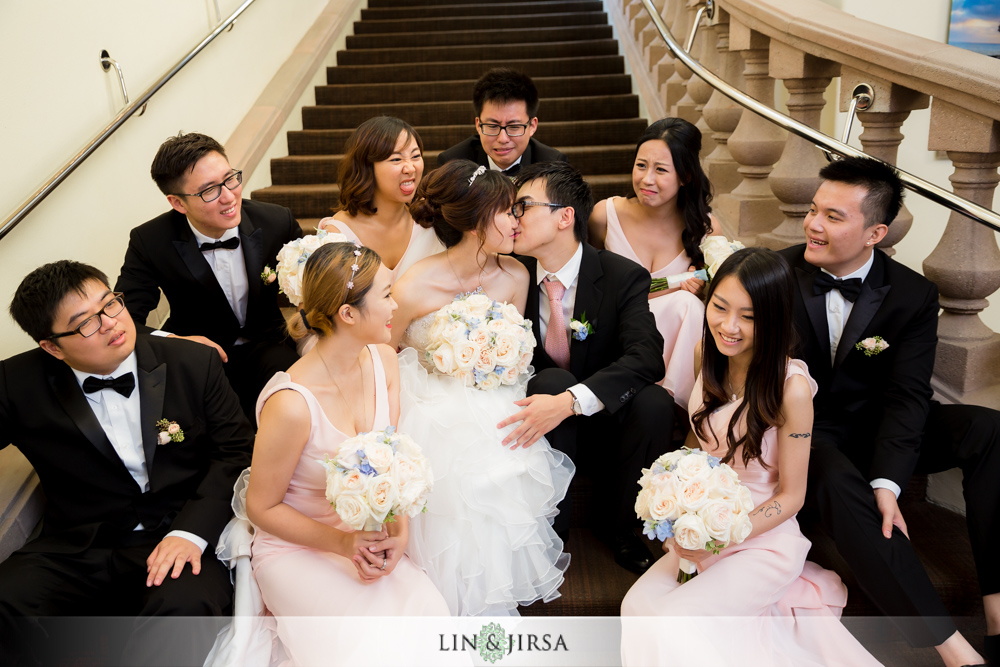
[570,313,595,341]
[155,419,185,445]
[855,336,889,357]
[260,265,277,285]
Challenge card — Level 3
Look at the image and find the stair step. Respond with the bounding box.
[353,11,607,34]
[361,0,603,20]
[369,0,538,6]
[327,55,625,84]
[302,95,639,129]
[271,145,636,185]
[316,74,632,105]
[345,25,612,49]
[336,39,619,66]
[583,174,633,202]
[288,119,649,155]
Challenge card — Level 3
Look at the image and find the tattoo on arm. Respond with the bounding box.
[751,501,782,518]
[789,432,811,439]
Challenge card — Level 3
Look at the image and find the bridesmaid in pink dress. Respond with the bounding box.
[317,116,445,283]
[589,118,717,411]
[246,243,449,666]
[621,248,881,667]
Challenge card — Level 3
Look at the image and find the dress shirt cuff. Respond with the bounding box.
[569,383,604,417]
[870,478,901,499]
[165,530,209,553]
[151,329,171,337]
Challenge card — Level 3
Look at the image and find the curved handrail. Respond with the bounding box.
[639,0,1000,233]
[0,0,258,242]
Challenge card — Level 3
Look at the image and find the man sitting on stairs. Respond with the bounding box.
[438,68,567,178]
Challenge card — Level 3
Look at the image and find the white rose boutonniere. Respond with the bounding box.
[570,312,594,341]
[855,336,889,357]
[155,418,184,445]
[260,265,277,285]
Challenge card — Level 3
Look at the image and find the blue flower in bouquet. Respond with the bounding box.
[643,519,674,542]
[706,453,721,468]
[473,369,488,385]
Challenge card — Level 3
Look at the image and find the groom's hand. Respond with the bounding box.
[874,487,909,539]
[498,392,574,449]
[146,536,203,587]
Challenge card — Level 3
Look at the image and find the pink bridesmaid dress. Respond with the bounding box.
[251,345,450,666]
[601,197,703,410]
[318,218,445,283]
[620,360,882,667]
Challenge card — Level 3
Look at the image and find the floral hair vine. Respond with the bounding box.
[468,165,487,187]
[347,241,363,290]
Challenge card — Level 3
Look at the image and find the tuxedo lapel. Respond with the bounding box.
[135,337,167,479]
[239,213,264,323]
[172,217,225,299]
[794,264,832,364]
[835,255,891,367]
[570,245,603,379]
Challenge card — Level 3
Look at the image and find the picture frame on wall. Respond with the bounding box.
[947,0,1000,58]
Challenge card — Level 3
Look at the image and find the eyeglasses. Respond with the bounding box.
[48,293,126,340]
[511,201,566,218]
[478,121,529,137]
[174,170,243,203]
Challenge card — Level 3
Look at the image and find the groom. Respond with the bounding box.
[501,161,674,575]
[780,156,999,665]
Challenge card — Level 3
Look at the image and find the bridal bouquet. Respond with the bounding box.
[635,447,754,581]
[651,235,746,293]
[275,228,350,306]
[319,426,433,531]
[423,290,535,390]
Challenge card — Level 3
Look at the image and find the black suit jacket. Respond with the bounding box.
[779,245,938,489]
[518,244,665,415]
[115,199,303,351]
[0,335,253,554]
[437,136,568,169]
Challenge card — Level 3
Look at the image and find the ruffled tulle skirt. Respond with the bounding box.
[396,347,574,616]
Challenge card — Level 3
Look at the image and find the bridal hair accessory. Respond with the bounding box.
[468,165,487,187]
[299,309,312,331]
[347,241,362,290]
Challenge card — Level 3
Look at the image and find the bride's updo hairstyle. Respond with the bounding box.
[287,242,382,340]
[691,247,795,468]
[337,116,424,217]
[410,159,515,250]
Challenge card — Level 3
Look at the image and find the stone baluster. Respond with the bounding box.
[663,0,691,111]
[756,43,838,250]
[688,5,718,158]
[843,69,928,255]
[923,100,1000,398]
[652,0,678,95]
[669,1,701,124]
[641,0,668,72]
[713,20,785,240]
[701,9,743,199]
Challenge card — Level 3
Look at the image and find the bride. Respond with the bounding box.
[389,159,575,616]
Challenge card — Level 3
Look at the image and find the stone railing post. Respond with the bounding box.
[669,1,703,124]
[701,9,742,199]
[923,100,1000,398]
[841,69,929,255]
[713,19,785,241]
[757,43,838,250]
[663,0,691,111]
[688,8,718,159]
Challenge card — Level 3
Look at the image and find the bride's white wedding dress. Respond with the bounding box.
[397,295,575,616]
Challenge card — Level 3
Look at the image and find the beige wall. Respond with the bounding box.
[0,0,331,358]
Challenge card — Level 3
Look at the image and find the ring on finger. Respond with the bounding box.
[381,556,387,570]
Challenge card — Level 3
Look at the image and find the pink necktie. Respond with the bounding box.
[543,276,570,370]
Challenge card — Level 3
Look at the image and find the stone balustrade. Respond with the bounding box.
[612,0,1000,410]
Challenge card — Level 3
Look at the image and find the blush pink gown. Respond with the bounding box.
[250,345,450,666]
[620,360,882,667]
[601,197,703,410]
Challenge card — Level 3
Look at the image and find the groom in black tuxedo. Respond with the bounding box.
[0,260,253,666]
[779,156,999,665]
[115,132,303,420]
[501,161,673,575]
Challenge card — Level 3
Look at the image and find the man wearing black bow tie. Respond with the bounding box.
[0,260,253,665]
[116,132,303,419]
[780,156,999,666]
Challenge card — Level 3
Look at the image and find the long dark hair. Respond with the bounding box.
[629,118,713,267]
[691,248,795,468]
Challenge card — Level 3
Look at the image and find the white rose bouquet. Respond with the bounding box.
[275,229,350,306]
[651,235,746,293]
[423,290,535,391]
[634,447,754,582]
[318,426,433,531]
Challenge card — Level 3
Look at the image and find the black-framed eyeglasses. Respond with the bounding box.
[173,170,243,203]
[478,121,529,137]
[48,293,126,340]
[511,201,566,219]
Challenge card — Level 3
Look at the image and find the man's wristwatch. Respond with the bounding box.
[568,389,583,416]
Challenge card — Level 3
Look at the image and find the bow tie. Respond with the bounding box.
[83,372,136,398]
[813,272,863,303]
[502,163,521,178]
[200,237,240,252]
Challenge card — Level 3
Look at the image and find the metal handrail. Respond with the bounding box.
[640,0,1000,233]
[0,0,258,242]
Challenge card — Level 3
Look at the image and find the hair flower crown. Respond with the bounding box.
[347,241,362,290]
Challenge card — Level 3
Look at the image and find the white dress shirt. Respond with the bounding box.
[487,154,522,174]
[188,220,249,330]
[72,353,207,552]
[534,243,605,416]
[821,252,898,498]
